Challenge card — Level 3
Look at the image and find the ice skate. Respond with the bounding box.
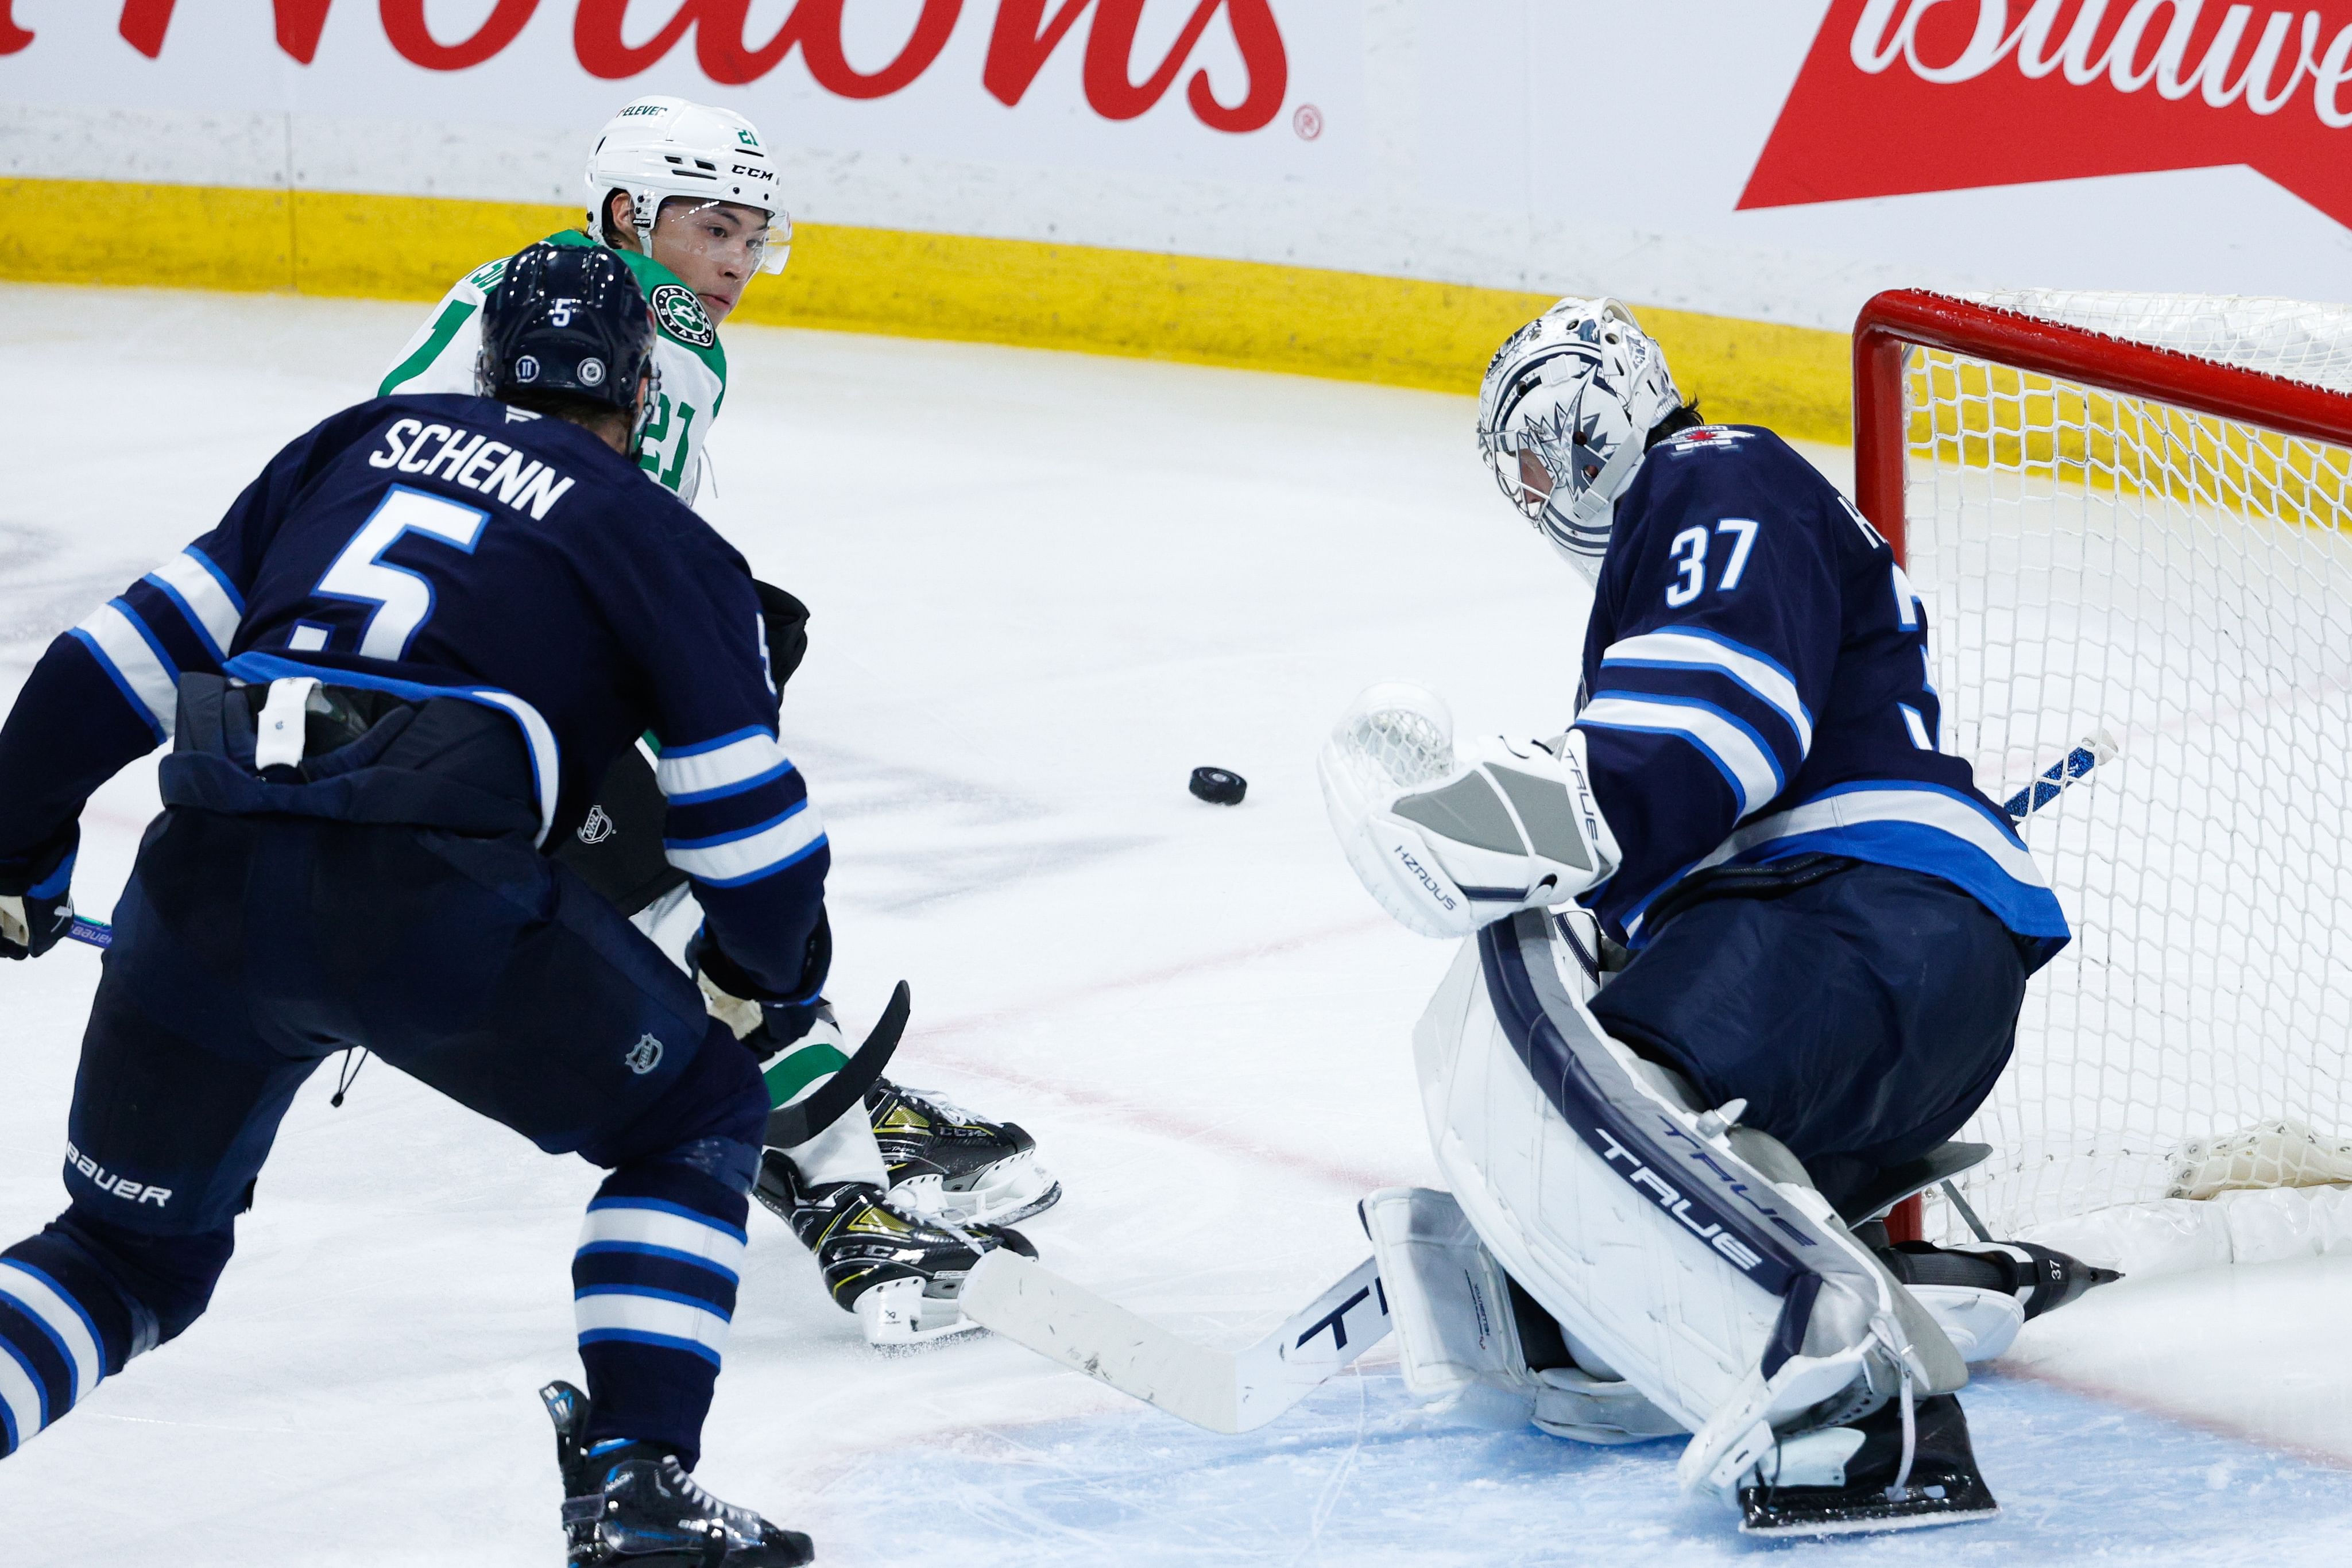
[1739,1392,1997,1536]
[756,1152,1036,1345]
[541,1381,814,1567]
[866,1078,1062,1226]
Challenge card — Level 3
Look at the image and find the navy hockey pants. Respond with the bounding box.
[0,806,767,1464]
[1588,858,2028,1216]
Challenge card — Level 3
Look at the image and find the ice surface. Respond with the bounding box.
[0,287,2346,1563]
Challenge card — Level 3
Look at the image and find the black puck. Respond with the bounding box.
[1189,766,1247,806]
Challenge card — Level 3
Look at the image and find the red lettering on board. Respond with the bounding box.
[382,0,539,72]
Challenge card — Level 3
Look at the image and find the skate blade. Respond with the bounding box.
[893,1158,1062,1228]
[855,1275,988,1348]
[1739,1478,1999,1536]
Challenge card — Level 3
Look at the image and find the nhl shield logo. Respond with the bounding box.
[624,1034,664,1075]
[576,805,616,845]
[650,284,717,349]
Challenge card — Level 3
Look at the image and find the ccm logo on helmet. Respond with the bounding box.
[64,1139,172,1207]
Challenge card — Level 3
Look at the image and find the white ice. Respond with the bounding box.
[0,287,2347,1564]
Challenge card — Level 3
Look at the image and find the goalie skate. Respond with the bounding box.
[757,1153,1036,1345]
[868,1078,1062,1226]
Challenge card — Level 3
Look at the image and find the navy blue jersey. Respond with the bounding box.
[0,394,827,998]
[1572,425,2068,969]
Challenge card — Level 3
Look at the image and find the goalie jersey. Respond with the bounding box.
[0,393,826,1000]
[1572,425,2069,969]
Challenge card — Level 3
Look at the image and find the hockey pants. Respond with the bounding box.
[0,806,768,1464]
[1589,857,2029,1215]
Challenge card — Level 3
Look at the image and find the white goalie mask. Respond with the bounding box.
[585,96,792,276]
[1476,298,1682,582]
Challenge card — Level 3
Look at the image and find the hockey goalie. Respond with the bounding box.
[1321,299,2114,1534]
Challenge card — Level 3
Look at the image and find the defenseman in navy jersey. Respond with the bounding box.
[0,245,828,1564]
[1323,297,2109,1537]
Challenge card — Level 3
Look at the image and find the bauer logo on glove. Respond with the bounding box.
[1317,683,1620,939]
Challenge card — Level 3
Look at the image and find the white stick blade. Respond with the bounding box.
[962,1250,1242,1432]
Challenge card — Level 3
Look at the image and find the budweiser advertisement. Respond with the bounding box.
[1744,1,2352,228]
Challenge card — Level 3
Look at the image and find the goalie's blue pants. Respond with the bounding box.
[0,807,767,1465]
[1588,857,2029,1217]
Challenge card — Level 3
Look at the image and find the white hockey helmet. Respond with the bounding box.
[585,96,791,274]
[1476,297,1682,580]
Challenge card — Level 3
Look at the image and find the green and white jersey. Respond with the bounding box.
[378,229,728,506]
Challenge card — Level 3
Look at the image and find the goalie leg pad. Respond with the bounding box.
[1413,911,1966,1495]
[1363,1185,1680,1443]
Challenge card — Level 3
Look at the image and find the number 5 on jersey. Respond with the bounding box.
[1664,517,1760,608]
[315,486,489,659]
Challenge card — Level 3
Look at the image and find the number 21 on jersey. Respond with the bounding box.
[1664,517,1759,607]
[314,486,488,659]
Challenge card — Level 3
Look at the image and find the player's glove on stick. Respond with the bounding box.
[0,887,74,959]
[686,921,830,1059]
[1318,682,1619,939]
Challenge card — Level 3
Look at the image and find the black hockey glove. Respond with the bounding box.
[686,915,831,1063]
[0,887,74,960]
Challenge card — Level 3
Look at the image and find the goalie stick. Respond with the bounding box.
[2001,728,2120,821]
[961,1250,1391,1434]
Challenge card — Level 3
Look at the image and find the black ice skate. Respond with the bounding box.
[756,1153,1037,1345]
[1875,1237,2121,1320]
[1740,1391,1997,1536]
[866,1078,1062,1226]
[540,1380,813,1567]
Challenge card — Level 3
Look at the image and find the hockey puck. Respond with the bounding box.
[1189,766,1247,806]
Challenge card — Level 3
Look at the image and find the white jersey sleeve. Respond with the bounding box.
[378,266,496,398]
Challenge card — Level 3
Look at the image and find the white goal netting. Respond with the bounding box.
[1901,290,2352,1261]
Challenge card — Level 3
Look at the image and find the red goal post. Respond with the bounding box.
[1851,289,2352,1247]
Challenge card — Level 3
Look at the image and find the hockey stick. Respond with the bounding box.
[762,981,910,1148]
[960,1250,1391,1434]
[2001,728,2119,821]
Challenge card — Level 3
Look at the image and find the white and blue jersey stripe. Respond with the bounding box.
[1573,425,2068,967]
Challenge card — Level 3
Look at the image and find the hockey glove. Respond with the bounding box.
[686,924,829,1062]
[1318,683,1619,939]
[0,888,74,960]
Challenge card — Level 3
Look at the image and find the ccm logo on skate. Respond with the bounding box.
[63,1139,171,1207]
[1594,1127,1763,1272]
[1392,845,1459,913]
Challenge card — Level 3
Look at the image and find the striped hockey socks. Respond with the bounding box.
[571,1152,751,1462]
[0,1230,150,1458]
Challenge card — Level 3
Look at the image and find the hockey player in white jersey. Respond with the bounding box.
[1322,299,2113,1535]
[383,96,1061,1345]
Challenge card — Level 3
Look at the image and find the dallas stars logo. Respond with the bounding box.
[649,283,717,349]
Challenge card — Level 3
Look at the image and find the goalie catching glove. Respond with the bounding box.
[1318,682,1619,938]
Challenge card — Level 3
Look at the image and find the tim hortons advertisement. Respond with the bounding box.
[0,1,1345,184]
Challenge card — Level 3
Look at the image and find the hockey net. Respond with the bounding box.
[1855,289,2352,1274]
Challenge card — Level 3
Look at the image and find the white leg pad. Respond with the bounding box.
[1412,912,1967,1495]
[1364,1184,1680,1443]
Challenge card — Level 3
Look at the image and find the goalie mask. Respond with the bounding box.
[1476,298,1682,582]
[586,95,792,276]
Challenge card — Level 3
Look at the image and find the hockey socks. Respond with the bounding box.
[571,1144,754,1462]
[0,1226,154,1458]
